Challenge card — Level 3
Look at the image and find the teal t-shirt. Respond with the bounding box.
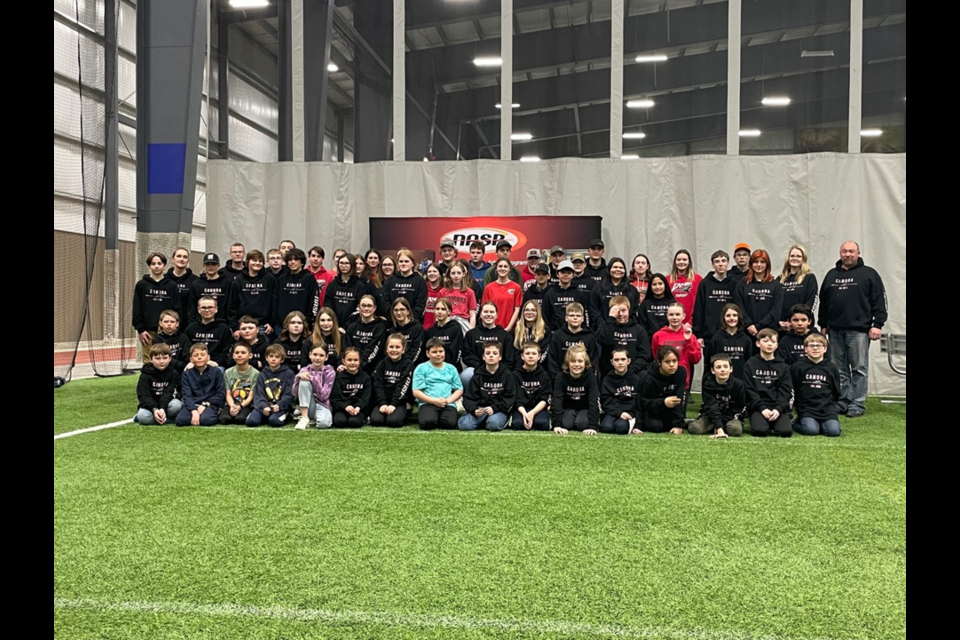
[412,362,463,407]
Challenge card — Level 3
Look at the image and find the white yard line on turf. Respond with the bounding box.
[53,597,849,640]
[53,419,133,441]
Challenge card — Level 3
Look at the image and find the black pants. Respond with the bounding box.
[418,405,458,430]
[642,405,686,433]
[333,411,365,429]
[370,405,409,428]
[219,405,253,425]
[600,415,632,435]
[557,409,593,431]
[749,411,793,437]
[511,410,551,431]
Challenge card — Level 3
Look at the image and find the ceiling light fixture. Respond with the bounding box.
[495,103,520,109]
[473,57,503,67]
[635,54,668,63]
[861,128,884,137]
[520,156,540,163]
[626,99,655,108]
[622,132,647,139]
[761,96,791,106]
[511,133,533,141]
[738,129,762,137]
[327,63,339,72]
[229,0,270,8]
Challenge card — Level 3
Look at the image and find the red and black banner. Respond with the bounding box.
[369,216,602,262]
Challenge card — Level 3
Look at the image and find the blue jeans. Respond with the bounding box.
[458,411,509,432]
[829,329,870,413]
[795,417,842,438]
[297,380,333,428]
[460,367,475,389]
[136,399,183,425]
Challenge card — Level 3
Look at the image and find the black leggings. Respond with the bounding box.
[749,411,793,437]
[511,410,551,431]
[333,411,366,429]
[557,409,593,431]
[369,405,409,428]
[600,415,632,435]
[418,405,458,430]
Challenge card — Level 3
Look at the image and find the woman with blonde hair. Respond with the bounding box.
[776,244,818,331]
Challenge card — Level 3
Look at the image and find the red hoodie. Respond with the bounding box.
[651,325,703,389]
[308,267,336,308]
[668,273,702,326]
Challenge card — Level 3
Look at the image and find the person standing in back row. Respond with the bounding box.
[818,241,887,419]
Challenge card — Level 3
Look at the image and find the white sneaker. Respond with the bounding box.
[295,416,310,431]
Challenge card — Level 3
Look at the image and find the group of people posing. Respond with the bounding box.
[133,236,887,436]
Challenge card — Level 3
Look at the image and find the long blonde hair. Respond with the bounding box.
[311,307,342,357]
[514,301,547,350]
[780,244,813,284]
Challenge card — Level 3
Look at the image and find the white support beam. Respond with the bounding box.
[501,0,513,161]
[610,0,624,158]
[726,0,742,155]
[394,0,405,161]
[292,0,305,162]
[848,0,863,153]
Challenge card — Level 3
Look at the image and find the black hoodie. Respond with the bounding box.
[636,295,673,335]
[166,267,198,309]
[132,274,181,333]
[151,331,192,373]
[704,329,753,381]
[275,269,319,329]
[512,325,551,369]
[639,365,687,418]
[523,282,551,307]
[136,363,180,411]
[790,358,842,421]
[221,262,245,285]
[547,326,598,378]
[345,318,387,372]
[463,363,517,415]
[592,278,639,318]
[186,273,232,325]
[777,272,819,323]
[551,369,600,428]
[228,269,277,330]
[463,326,515,370]
[277,336,307,371]
[736,280,784,332]
[698,376,748,430]
[373,356,416,406]
[744,355,793,415]
[584,259,608,283]
[331,369,372,412]
[596,317,651,377]
[513,366,552,411]
[391,321,425,364]
[385,273,428,322]
[326,275,369,328]
[184,318,234,366]
[541,285,593,332]
[424,321,464,371]
[818,258,887,332]
[693,272,743,338]
[778,328,820,366]
[601,370,641,418]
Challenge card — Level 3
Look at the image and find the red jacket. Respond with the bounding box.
[308,267,336,308]
[668,273,702,326]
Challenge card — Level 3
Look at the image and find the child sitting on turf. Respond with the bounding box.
[650,301,702,392]
[220,342,260,425]
[458,341,517,432]
[135,343,182,425]
[235,316,268,370]
[370,334,416,428]
[791,333,843,437]
[331,347,372,429]
[413,338,464,431]
[151,310,191,372]
[639,346,687,435]
[295,341,336,430]
[176,343,226,426]
[600,347,641,435]
[689,353,747,438]
[247,344,296,427]
[511,342,551,431]
[744,329,793,438]
[551,344,600,436]
[777,304,819,366]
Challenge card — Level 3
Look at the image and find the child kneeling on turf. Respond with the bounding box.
[370,333,416,428]
[247,344,296,427]
[600,347,641,435]
[552,344,600,436]
[745,329,793,437]
[791,333,843,437]
[220,342,260,425]
[295,341,335,430]
[135,343,182,425]
[175,343,226,426]
[459,341,517,432]
[511,342,551,430]
[331,347,371,428]
[639,346,687,435]
[689,353,747,438]
[413,338,463,430]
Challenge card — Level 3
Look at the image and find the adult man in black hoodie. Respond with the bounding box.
[818,241,887,418]
[693,250,743,343]
[222,243,246,284]
[186,253,231,325]
[275,248,320,329]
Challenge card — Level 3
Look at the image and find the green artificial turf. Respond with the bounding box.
[54,375,139,434]
[54,397,906,640]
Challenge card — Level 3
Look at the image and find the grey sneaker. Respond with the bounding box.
[295,415,310,431]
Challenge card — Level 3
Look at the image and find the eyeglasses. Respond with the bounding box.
[806,344,826,350]
[199,306,216,311]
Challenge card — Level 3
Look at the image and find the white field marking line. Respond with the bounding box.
[53,597,850,640]
[190,424,906,451]
[53,419,133,441]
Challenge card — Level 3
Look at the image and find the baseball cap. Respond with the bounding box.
[571,251,586,262]
[440,237,456,249]
[589,238,604,249]
[549,245,565,255]
[496,240,513,250]
[557,260,575,272]
[534,262,550,274]
[203,252,220,264]
[734,242,751,253]
[527,249,541,259]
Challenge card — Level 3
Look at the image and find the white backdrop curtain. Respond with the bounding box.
[208,153,906,395]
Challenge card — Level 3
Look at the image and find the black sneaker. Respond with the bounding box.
[846,409,865,418]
